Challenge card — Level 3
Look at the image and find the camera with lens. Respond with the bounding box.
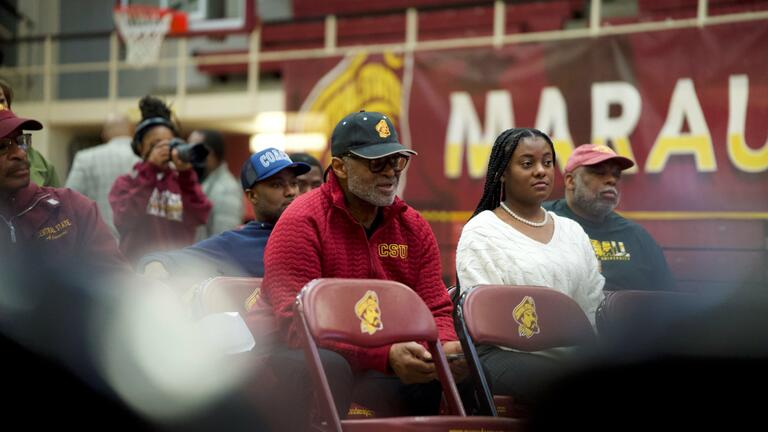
[169,138,210,165]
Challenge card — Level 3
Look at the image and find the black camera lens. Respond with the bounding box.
[169,138,210,164]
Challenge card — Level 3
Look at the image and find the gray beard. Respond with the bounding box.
[347,174,397,207]
[572,181,618,220]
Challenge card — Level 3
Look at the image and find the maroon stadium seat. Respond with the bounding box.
[193,276,262,317]
[455,285,596,417]
[595,289,713,348]
[295,278,522,431]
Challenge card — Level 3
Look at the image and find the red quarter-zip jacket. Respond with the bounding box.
[260,171,456,373]
[0,182,127,271]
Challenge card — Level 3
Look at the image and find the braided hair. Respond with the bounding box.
[470,128,556,219]
[131,95,178,157]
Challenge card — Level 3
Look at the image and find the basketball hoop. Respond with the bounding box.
[113,5,188,68]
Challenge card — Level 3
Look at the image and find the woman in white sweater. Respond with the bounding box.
[455,128,604,401]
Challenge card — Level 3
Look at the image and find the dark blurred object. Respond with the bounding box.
[0,251,151,429]
[170,138,209,164]
[0,249,270,431]
[529,286,768,430]
[595,289,716,355]
[1,329,153,429]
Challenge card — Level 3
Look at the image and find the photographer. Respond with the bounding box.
[109,95,211,264]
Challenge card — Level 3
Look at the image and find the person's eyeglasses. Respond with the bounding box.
[345,153,410,173]
[0,133,31,156]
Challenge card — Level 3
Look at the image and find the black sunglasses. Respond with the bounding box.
[344,153,410,173]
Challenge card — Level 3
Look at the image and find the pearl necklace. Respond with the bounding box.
[499,202,548,227]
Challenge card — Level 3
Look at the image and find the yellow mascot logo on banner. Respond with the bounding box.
[299,51,405,159]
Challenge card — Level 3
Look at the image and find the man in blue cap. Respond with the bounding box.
[140,148,310,280]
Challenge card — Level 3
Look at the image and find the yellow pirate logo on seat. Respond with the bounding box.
[513,296,540,339]
[355,290,383,335]
[375,119,391,138]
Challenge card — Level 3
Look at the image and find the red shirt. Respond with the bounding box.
[260,172,456,373]
[109,161,211,263]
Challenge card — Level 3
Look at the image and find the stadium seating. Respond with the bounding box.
[195,0,578,77]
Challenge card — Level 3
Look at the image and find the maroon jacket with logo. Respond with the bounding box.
[110,161,211,264]
[260,171,457,373]
[0,182,127,271]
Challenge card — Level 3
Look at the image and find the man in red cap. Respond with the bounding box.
[0,104,126,271]
[545,144,675,291]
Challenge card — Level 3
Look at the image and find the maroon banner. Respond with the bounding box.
[284,20,768,215]
[281,21,768,290]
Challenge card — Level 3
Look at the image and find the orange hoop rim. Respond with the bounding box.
[113,5,188,34]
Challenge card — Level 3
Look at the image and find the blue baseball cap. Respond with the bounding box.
[240,148,312,190]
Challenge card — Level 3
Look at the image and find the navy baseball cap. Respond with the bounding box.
[331,111,417,159]
[240,147,311,190]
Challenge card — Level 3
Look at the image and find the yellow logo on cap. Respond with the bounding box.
[355,290,383,335]
[375,119,391,138]
[594,145,616,154]
[513,296,540,339]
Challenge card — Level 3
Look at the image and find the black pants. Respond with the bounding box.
[263,347,455,430]
[477,345,563,403]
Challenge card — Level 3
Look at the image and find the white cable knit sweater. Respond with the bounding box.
[456,210,605,325]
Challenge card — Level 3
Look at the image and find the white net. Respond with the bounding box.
[114,8,172,68]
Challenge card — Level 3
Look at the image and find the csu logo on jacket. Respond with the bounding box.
[38,218,72,240]
[378,243,408,259]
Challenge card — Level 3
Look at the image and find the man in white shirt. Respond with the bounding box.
[66,113,138,237]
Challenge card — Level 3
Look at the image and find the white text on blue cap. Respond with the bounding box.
[259,149,290,168]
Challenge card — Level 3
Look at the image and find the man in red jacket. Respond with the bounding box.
[259,111,467,427]
[0,105,126,271]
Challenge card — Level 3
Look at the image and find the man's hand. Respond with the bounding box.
[143,261,170,279]
[443,341,470,382]
[146,141,170,168]
[388,342,437,384]
[171,147,193,171]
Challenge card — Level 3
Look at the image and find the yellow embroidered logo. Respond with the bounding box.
[594,144,615,154]
[591,239,631,261]
[347,406,375,418]
[244,288,261,311]
[375,118,391,138]
[378,243,408,259]
[355,290,383,335]
[38,218,72,241]
[513,296,540,339]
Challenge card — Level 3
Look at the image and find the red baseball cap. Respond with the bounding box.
[0,105,43,138]
[564,144,634,173]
